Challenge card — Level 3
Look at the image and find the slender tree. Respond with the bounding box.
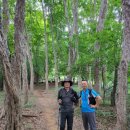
[22,46,28,104]
[63,0,73,79]
[14,0,29,104]
[50,4,59,88]
[116,0,130,130]
[94,0,107,92]
[14,0,25,90]
[63,0,78,79]
[42,0,49,90]
[111,9,122,107]
[111,63,118,106]
[26,41,34,93]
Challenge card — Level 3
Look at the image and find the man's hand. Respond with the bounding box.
[90,104,97,108]
[58,99,62,104]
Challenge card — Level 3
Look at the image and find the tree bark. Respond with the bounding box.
[0,32,22,130]
[115,1,130,130]
[42,0,49,90]
[24,30,34,92]
[72,0,78,60]
[94,0,107,92]
[0,0,26,128]
[22,55,28,104]
[0,4,1,29]
[2,0,9,41]
[14,0,29,104]
[14,0,26,90]
[111,9,122,107]
[0,60,3,91]
[0,0,10,120]
[111,64,118,106]
[34,45,40,84]
[29,52,34,92]
[0,2,3,91]
[78,74,82,87]
[27,46,34,93]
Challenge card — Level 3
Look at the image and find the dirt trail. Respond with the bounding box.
[34,89,59,130]
[29,89,113,130]
[33,89,112,130]
[0,88,116,130]
[33,89,84,130]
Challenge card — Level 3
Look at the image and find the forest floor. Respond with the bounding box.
[0,86,127,130]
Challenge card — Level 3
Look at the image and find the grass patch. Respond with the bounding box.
[97,109,115,117]
[23,101,35,108]
[23,94,36,108]
[74,107,82,117]
[24,123,33,129]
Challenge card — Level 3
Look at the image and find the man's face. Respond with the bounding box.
[81,81,88,89]
[64,82,71,89]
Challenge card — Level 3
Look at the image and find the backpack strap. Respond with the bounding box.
[89,89,92,96]
[79,90,82,98]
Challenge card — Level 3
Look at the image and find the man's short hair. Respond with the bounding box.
[82,79,88,82]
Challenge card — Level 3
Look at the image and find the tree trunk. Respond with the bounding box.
[86,65,89,80]
[0,3,2,30]
[63,0,78,79]
[0,32,22,130]
[34,46,40,84]
[63,0,73,79]
[0,3,3,91]
[0,0,10,119]
[2,0,10,78]
[111,64,118,106]
[42,0,49,90]
[94,0,107,92]
[28,49,34,92]
[72,0,78,60]
[78,75,82,88]
[14,0,29,104]
[0,60,3,91]
[22,56,28,104]
[50,4,58,88]
[2,0,9,41]
[25,32,34,92]
[115,1,130,130]
[14,0,26,90]
[0,0,26,128]
[111,9,122,107]
[89,66,92,82]
[101,65,106,104]
[94,59,100,92]
[29,54,34,92]
[34,71,39,84]
[116,61,128,130]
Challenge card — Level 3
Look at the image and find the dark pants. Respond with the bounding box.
[82,112,97,130]
[60,111,74,130]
